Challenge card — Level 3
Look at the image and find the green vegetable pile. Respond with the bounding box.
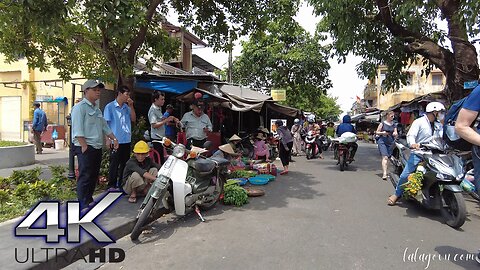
[229,170,257,179]
[223,181,248,207]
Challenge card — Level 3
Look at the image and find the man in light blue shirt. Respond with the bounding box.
[71,79,118,209]
[103,85,136,191]
[32,102,48,154]
[148,91,176,164]
[181,99,212,149]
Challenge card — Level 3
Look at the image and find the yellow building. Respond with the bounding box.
[0,54,87,142]
[364,61,446,110]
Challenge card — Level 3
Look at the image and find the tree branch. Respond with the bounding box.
[374,0,453,74]
[127,0,163,65]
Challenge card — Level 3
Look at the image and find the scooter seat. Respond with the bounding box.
[194,159,216,172]
[209,156,230,166]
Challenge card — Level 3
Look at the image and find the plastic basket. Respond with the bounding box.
[248,176,270,185]
[231,178,248,186]
[256,174,275,182]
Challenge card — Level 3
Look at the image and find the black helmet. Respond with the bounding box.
[275,119,284,127]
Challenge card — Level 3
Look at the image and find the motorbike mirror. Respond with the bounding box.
[203,141,212,149]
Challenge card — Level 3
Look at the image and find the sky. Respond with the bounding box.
[168,2,367,114]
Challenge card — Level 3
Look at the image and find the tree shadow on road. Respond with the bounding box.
[434,246,478,269]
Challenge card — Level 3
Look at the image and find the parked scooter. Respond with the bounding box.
[389,137,467,229]
[305,131,320,160]
[267,135,279,161]
[130,138,229,240]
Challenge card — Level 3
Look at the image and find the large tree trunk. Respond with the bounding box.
[438,0,479,102]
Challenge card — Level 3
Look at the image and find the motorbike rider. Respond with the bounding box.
[387,101,445,206]
[305,115,324,159]
[335,115,358,161]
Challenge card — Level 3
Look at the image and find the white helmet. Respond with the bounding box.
[294,118,300,124]
[425,102,445,113]
[307,114,315,123]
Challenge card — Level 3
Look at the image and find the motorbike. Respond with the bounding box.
[305,131,320,160]
[389,137,467,229]
[319,135,330,151]
[130,138,229,240]
[332,141,355,171]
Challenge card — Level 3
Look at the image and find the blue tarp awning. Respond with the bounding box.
[135,80,198,94]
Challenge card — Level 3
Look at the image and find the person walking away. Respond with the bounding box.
[72,80,119,209]
[387,102,445,206]
[148,92,176,164]
[163,104,179,142]
[275,120,293,175]
[291,118,303,156]
[336,115,358,161]
[122,141,161,203]
[376,111,398,180]
[103,85,136,191]
[180,99,212,149]
[32,102,48,154]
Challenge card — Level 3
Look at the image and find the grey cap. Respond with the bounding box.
[81,79,105,92]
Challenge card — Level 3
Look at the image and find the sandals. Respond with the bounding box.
[387,195,398,206]
[280,170,289,175]
[382,175,388,181]
[128,196,137,203]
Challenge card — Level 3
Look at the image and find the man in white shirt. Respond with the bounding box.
[387,102,445,206]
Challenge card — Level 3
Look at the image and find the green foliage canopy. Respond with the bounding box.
[231,1,340,119]
[308,0,480,101]
[0,0,284,85]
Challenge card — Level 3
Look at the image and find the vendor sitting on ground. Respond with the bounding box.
[228,134,242,152]
[122,141,161,203]
[212,143,240,160]
[254,133,270,161]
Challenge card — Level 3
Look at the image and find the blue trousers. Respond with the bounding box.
[395,152,422,197]
[75,146,102,208]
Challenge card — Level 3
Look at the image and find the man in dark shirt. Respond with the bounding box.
[122,141,161,203]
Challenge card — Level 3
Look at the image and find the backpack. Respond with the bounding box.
[443,97,478,151]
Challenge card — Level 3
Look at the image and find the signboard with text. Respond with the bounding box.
[270,89,286,101]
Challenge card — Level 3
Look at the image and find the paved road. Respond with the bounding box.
[96,142,480,270]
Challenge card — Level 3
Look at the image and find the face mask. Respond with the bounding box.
[437,112,445,121]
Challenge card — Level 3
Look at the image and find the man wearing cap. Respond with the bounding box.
[71,79,119,209]
[148,92,176,164]
[122,141,161,203]
[180,99,212,149]
[103,85,136,191]
[32,102,48,154]
[163,104,179,142]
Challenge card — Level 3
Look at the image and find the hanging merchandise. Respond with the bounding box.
[52,128,59,140]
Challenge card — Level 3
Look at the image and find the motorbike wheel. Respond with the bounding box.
[199,176,225,211]
[339,153,345,171]
[131,198,155,241]
[441,190,466,229]
[306,148,312,160]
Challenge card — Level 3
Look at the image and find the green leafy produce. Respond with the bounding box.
[229,170,257,179]
[223,185,248,207]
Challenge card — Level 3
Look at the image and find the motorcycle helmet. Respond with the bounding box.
[307,114,315,123]
[294,118,300,124]
[425,102,445,113]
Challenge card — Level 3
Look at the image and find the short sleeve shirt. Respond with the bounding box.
[148,104,165,139]
[463,85,480,131]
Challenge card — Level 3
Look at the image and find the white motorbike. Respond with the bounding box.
[130,138,229,240]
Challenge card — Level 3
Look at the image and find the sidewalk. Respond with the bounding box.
[0,147,140,270]
[0,147,71,178]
